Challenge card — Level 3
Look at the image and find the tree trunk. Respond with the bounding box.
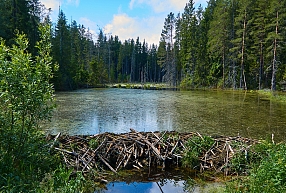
[240,9,247,90]
[271,11,279,91]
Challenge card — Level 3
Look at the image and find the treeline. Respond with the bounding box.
[0,0,162,91]
[162,0,286,90]
[1,0,286,90]
[52,10,162,90]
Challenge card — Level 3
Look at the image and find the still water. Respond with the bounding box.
[46,88,286,141]
[46,88,286,192]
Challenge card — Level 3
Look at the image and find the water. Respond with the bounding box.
[46,88,286,141]
[102,181,225,193]
[45,88,286,192]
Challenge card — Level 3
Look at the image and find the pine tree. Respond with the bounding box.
[208,0,232,88]
[180,0,198,87]
[266,0,286,90]
[249,0,268,89]
[161,12,177,86]
[231,0,254,89]
[52,9,72,90]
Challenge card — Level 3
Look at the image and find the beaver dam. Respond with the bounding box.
[48,128,260,181]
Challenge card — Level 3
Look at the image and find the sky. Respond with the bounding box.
[41,0,208,45]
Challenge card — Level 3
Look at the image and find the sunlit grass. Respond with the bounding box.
[257,90,286,102]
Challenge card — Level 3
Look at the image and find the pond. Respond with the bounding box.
[45,88,286,192]
[46,88,286,141]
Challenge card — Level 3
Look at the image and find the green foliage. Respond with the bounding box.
[0,23,98,193]
[180,76,194,89]
[228,141,260,174]
[0,24,58,191]
[258,90,286,102]
[37,165,98,193]
[246,143,286,192]
[89,138,99,149]
[226,142,286,192]
[182,136,214,168]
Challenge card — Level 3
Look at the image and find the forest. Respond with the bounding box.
[1,0,286,91]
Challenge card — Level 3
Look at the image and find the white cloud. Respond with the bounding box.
[41,0,80,20]
[67,0,80,7]
[129,0,136,9]
[79,17,97,38]
[129,0,207,12]
[41,0,59,11]
[129,0,188,13]
[41,0,80,10]
[104,13,163,45]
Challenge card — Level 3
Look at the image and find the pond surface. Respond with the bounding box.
[45,88,286,192]
[46,88,286,141]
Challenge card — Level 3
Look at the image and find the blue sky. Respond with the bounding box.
[41,0,208,45]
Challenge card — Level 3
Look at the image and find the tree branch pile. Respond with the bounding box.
[48,129,259,176]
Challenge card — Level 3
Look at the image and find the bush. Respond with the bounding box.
[226,142,286,193]
[182,136,214,169]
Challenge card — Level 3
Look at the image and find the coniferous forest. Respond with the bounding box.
[1,0,286,91]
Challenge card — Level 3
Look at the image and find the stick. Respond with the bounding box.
[98,154,117,173]
[54,147,78,156]
[49,132,61,150]
[130,128,164,160]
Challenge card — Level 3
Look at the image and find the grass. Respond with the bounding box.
[257,89,286,102]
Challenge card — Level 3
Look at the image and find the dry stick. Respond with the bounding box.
[82,138,107,171]
[115,146,124,167]
[116,154,126,171]
[133,165,140,169]
[81,148,90,160]
[131,138,145,146]
[136,160,143,168]
[130,128,164,161]
[54,147,78,156]
[179,141,186,150]
[124,152,132,167]
[105,142,113,157]
[201,141,217,170]
[50,132,61,150]
[61,151,68,165]
[152,131,167,146]
[170,140,179,155]
[140,146,144,156]
[98,154,117,173]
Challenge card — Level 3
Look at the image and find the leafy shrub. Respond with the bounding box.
[226,142,286,193]
[182,136,214,169]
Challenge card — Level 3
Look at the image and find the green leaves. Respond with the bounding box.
[0,24,56,191]
[182,136,214,169]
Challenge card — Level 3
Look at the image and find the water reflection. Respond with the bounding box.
[46,88,286,141]
[102,181,186,193]
[101,180,225,193]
